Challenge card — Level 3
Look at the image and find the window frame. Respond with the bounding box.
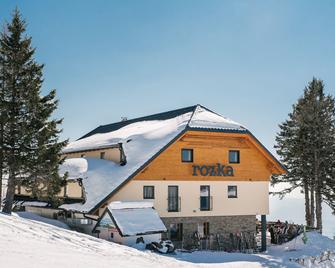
[200,185,211,211]
[169,223,183,241]
[203,222,210,237]
[143,186,155,199]
[168,185,179,212]
[181,148,193,163]
[228,185,238,198]
[229,150,240,164]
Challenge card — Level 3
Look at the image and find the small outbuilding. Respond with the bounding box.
[92,201,167,246]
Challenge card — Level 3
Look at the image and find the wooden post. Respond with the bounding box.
[261,215,267,252]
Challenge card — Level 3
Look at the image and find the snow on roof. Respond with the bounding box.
[59,158,88,180]
[108,203,167,236]
[60,105,247,213]
[20,201,49,207]
[60,112,192,212]
[108,201,154,210]
[189,106,246,131]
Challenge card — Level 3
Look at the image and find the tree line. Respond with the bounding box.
[0,9,67,214]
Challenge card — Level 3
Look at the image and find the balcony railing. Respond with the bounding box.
[167,196,181,212]
[200,196,213,211]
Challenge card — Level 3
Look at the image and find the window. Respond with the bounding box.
[181,149,193,162]
[143,186,155,199]
[203,222,210,237]
[200,185,210,211]
[228,185,237,198]
[229,150,240,163]
[170,223,183,241]
[81,154,85,158]
[100,152,105,159]
[168,186,179,212]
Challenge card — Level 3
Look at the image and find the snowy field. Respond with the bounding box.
[0,212,335,268]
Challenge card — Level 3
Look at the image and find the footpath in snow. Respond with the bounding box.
[0,212,334,268]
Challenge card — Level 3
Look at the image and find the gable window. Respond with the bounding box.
[181,149,193,162]
[229,150,240,164]
[200,185,211,211]
[228,185,237,198]
[100,152,105,159]
[143,186,155,199]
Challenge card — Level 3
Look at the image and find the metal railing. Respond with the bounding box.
[167,196,181,212]
[200,196,213,211]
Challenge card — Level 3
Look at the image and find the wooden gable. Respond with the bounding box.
[134,130,285,182]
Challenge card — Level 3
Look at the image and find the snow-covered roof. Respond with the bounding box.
[60,105,248,213]
[107,201,167,236]
[19,201,49,207]
[59,158,88,180]
[189,106,245,130]
[108,201,154,210]
[62,105,246,154]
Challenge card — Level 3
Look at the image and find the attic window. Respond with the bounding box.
[181,149,193,163]
[229,150,240,164]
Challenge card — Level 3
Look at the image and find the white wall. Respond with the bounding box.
[110,181,269,217]
[96,227,161,246]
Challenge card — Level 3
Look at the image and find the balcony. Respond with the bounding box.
[200,196,213,211]
[167,196,181,212]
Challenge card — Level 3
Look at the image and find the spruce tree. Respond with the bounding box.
[272,78,335,232]
[0,9,67,214]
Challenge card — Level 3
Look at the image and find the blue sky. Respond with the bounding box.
[1,0,335,153]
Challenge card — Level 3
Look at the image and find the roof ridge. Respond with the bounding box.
[185,104,200,128]
[78,105,198,140]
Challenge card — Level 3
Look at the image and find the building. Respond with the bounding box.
[92,201,166,246]
[15,105,286,249]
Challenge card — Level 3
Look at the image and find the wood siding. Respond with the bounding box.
[134,130,283,182]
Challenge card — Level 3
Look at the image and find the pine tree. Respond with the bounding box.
[0,9,67,214]
[272,78,335,232]
[22,90,68,207]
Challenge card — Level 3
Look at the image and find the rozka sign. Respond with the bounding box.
[192,163,234,177]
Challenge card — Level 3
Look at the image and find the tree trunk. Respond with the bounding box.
[304,181,311,227]
[315,188,322,233]
[310,184,315,228]
[314,150,322,233]
[2,169,15,214]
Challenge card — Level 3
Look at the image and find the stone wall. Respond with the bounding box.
[161,215,256,249]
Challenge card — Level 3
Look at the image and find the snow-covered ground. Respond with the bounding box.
[0,212,335,268]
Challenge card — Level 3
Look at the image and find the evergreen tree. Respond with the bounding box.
[272,78,335,233]
[0,9,67,214]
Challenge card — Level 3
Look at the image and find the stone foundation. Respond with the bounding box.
[162,215,256,249]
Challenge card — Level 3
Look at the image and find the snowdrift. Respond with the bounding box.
[0,212,334,268]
